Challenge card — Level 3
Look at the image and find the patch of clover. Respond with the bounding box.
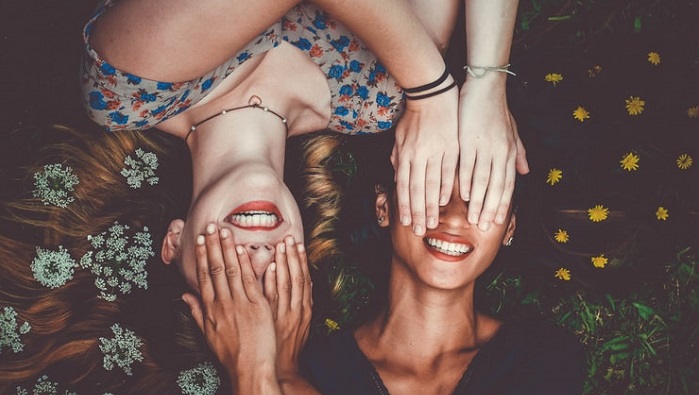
[31,246,79,289]
[1,306,31,354]
[32,164,80,208]
[15,375,77,395]
[177,361,221,395]
[121,148,160,188]
[99,323,144,376]
[80,222,154,302]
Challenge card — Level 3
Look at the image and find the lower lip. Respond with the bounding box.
[424,241,472,262]
[228,201,283,231]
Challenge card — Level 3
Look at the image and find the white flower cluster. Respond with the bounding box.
[99,323,144,376]
[177,362,221,395]
[32,164,80,208]
[15,375,76,395]
[80,223,154,302]
[31,246,78,289]
[1,306,31,354]
[120,149,159,189]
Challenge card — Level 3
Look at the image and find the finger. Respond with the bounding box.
[219,228,243,297]
[424,157,442,230]
[275,238,291,315]
[297,244,313,317]
[263,262,278,320]
[512,117,530,175]
[195,234,215,304]
[459,146,476,202]
[235,244,264,303]
[181,293,205,333]
[395,158,412,228]
[467,155,491,227]
[286,241,305,309]
[204,223,230,298]
[495,149,517,225]
[440,151,458,207]
[479,155,506,230]
[409,158,427,236]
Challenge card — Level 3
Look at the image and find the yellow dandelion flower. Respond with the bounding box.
[677,154,693,170]
[554,268,571,281]
[554,229,569,243]
[546,168,563,185]
[620,152,640,171]
[325,318,340,332]
[625,96,645,116]
[656,206,669,221]
[588,65,602,78]
[647,52,661,66]
[588,204,609,222]
[591,254,608,268]
[688,106,699,118]
[545,73,564,86]
[573,106,590,122]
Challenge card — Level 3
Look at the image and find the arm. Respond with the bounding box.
[458,0,530,231]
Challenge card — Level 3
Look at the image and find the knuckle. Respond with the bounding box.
[241,273,256,284]
[283,281,293,290]
[294,275,305,286]
[209,264,224,275]
[225,266,239,278]
[197,268,209,282]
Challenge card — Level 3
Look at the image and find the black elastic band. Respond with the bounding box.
[402,67,450,94]
[404,81,457,100]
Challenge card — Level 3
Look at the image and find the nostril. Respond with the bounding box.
[264,245,273,251]
[250,245,260,251]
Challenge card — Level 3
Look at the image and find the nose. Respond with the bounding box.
[245,243,275,268]
[439,178,470,229]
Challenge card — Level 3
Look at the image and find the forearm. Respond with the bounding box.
[310,0,446,88]
[464,0,519,88]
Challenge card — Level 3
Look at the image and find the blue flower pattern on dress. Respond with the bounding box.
[81,0,403,134]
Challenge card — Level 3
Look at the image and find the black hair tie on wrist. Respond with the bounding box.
[404,81,457,100]
[402,67,450,94]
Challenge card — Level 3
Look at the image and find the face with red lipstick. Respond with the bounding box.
[376,178,516,290]
[161,169,304,291]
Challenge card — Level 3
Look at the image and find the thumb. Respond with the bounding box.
[182,293,205,333]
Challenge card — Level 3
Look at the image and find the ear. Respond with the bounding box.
[375,184,390,228]
[161,219,185,265]
[502,212,517,245]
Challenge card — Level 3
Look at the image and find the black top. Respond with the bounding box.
[301,319,585,395]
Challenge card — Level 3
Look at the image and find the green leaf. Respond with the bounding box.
[632,302,655,320]
[634,16,642,33]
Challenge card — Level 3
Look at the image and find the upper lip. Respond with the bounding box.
[423,232,474,254]
[225,201,283,230]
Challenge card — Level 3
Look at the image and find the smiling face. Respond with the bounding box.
[378,179,515,291]
[165,165,304,291]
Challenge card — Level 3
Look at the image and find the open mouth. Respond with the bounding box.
[424,237,473,258]
[225,201,283,230]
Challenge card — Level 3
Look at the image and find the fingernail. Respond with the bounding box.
[278,242,286,253]
[220,228,230,238]
[206,223,216,234]
[400,215,410,226]
[439,195,448,206]
[297,243,305,252]
[196,235,205,245]
[413,225,424,235]
[286,236,295,245]
[479,222,492,232]
[235,245,245,255]
[269,262,276,272]
[427,217,437,228]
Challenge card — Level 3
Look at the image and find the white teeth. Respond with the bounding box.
[231,211,279,228]
[425,238,472,256]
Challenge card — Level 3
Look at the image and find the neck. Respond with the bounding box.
[186,112,287,197]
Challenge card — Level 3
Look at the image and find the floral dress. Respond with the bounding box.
[81,0,404,134]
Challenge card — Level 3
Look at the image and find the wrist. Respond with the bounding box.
[233,361,279,395]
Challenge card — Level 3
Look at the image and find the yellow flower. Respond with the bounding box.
[625,96,645,116]
[620,152,640,171]
[554,268,571,281]
[546,168,563,185]
[325,318,340,332]
[656,206,669,221]
[573,106,590,122]
[588,204,609,222]
[554,229,569,243]
[677,154,693,170]
[545,73,564,86]
[688,106,699,118]
[588,65,603,78]
[591,254,608,268]
[647,52,661,66]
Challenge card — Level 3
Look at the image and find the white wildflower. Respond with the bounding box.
[120,149,159,188]
[33,375,59,394]
[99,323,144,376]
[32,164,80,208]
[31,246,78,289]
[177,362,221,395]
[1,306,31,354]
[80,223,154,301]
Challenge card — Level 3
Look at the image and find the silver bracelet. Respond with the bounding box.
[463,63,516,78]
